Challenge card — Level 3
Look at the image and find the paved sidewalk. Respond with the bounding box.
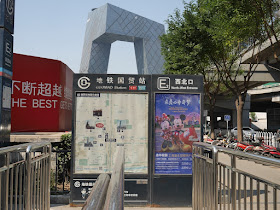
[50,204,192,210]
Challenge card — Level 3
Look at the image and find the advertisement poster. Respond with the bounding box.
[75,92,148,174]
[154,93,201,175]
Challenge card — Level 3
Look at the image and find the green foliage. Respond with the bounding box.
[50,170,56,191]
[59,133,72,150]
[161,0,280,81]
[161,0,280,140]
[250,112,257,121]
[161,3,211,75]
[53,133,72,184]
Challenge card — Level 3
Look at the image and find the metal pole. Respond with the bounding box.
[212,146,218,210]
[47,144,51,210]
[227,121,229,137]
[5,152,10,210]
[231,154,236,210]
[25,145,32,210]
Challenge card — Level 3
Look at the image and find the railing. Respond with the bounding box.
[82,174,110,210]
[0,142,51,210]
[82,146,125,210]
[192,142,280,210]
[51,149,71,194]
[255,131,280,148]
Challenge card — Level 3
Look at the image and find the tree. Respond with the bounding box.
[199,0,280,141]
[161,2,227,139]
[161,0,280,141]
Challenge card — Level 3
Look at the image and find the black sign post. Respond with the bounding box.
[0,0,15,34]
[0,0,14,143]
[151,75,203,207]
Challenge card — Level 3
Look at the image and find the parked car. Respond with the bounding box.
[231,127,256,137]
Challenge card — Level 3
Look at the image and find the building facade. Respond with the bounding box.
[79,4,165,74]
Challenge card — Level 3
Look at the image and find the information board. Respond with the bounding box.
[71,74,152,205]
[74,92,149,174]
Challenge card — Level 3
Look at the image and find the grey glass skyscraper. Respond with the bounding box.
[79,3,165,74]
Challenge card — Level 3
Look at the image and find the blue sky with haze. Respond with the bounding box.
[14,1,187,74]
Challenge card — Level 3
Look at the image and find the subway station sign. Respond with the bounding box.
[71,74,203,206]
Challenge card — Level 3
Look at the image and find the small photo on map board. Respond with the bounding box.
[74,92,149,174]
[154,93,201,175]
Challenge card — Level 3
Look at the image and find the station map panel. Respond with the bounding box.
[74,92,148,174]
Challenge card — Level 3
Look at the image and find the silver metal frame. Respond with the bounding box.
[82,174,110,210]
[82,146,125,210]
[0,142,51,210]
[103,146,125,210]
[193,142,280,210]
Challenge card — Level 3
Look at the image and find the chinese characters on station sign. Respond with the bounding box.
[94,76,146,85]
[75,74,149,92]
[95,76,146,87]
[157,77,200,91]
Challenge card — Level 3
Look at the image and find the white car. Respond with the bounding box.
[231,127,256,137]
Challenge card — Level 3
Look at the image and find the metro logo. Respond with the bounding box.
[157,77,170,90]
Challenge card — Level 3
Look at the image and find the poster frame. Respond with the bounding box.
[152,91,202,176]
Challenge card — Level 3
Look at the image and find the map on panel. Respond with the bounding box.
[74,92,148,174]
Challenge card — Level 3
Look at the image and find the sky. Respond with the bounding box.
[14,0,187,74]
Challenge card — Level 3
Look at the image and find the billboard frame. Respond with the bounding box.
[153,92,202,176]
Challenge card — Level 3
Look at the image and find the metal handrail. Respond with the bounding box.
[194,142,280,167]
[82,174,110,210]
[81,146,125,210]
[0,142,50,154]
[0,141,51,210]
[192,142,280,210]
[104,146,125,210]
